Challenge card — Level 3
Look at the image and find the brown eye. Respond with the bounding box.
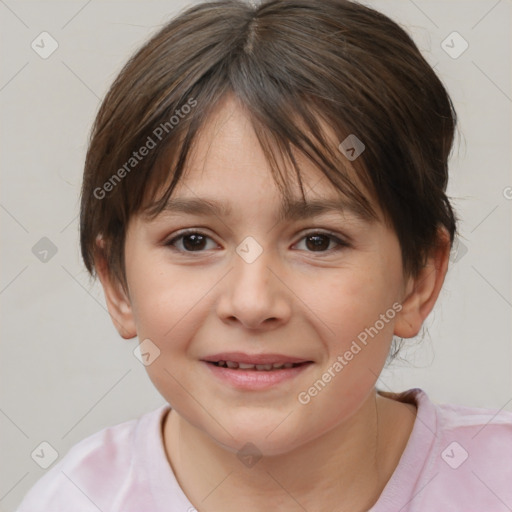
[305,234,331,251]
[165,231,217,252]
[181,233,207,251]
[294,232,348,253]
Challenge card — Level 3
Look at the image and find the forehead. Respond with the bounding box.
[143,94,382,224]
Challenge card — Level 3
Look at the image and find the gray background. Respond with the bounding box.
[1,0,511,510]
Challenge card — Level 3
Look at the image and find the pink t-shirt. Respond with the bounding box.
[15,388,512,511]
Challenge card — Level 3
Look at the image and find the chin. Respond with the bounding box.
[214,430,303,459]
[201,410,314,458]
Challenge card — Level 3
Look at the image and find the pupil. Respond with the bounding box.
[306,235,329,251]
[184,234,206,251]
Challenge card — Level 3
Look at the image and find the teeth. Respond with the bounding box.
[238,363,256,369]
[256,364,273,371]
[214,361,302,370]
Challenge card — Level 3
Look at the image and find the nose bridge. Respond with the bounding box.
[217,237,291,329]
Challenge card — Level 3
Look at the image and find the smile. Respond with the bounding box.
[209,361,305,371]
[202,354,314,390]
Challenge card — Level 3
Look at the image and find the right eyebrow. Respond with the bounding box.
[151,197,233,218]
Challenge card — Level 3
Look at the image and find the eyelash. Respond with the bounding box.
[164,229,350,254]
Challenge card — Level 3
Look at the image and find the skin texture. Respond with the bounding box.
[96,94,451,511]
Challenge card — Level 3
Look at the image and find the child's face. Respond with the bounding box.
[113,95,414,455]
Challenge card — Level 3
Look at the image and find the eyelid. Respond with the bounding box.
[298,228,349,242]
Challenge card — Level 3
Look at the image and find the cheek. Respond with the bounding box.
[312,263,400,343]
[126,251,205,341]
[294,262,401,415]
[294,281,396,433]
[125,258,217,389]
[127,266,209,411]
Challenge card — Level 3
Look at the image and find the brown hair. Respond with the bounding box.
[80,0,458,295]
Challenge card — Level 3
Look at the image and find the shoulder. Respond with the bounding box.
[15,404,170,512]
[415,389,512,510]
[437,395,512,427]
[435,392,512,464]
[384,387,512,443]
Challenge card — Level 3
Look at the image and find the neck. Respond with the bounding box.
[162,390,416,512]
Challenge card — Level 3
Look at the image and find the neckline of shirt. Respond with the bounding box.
[136,388,438,510]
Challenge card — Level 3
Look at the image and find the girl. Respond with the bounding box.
[16,0,512,510]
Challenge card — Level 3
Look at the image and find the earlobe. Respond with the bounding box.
[394,228,451,339]
[94,237,137,340]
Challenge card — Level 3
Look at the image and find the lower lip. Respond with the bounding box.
[203,361,312,390]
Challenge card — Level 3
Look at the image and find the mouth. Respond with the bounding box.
[207,360,307,371]
[201,352,312,369]
[201,353,313,390]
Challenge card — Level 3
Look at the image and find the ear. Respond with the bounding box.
[394,227,451,338]
[94,236,137,340]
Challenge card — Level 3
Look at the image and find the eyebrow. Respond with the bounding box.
[153,196,375,223]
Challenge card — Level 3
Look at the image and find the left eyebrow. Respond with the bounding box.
[278,198,375,223]
[150,196,375,223]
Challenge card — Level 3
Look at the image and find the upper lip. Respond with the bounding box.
[201,352,312,365]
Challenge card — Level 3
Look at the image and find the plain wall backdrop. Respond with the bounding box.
[1,0,511,510]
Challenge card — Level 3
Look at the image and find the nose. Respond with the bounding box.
[216,245,292,331]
